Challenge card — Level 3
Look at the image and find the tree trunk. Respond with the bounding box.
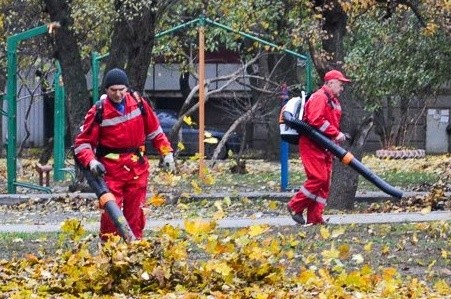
[312,0,372,210]
[395,96,409,146]
[105,3,157,93]
[328,90,373,209]
[43,0,91,143]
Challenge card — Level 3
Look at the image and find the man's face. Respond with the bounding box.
[327,79,345,97]
[106,85,127,103]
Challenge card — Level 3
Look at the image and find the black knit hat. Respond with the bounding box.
[103,68,129,89]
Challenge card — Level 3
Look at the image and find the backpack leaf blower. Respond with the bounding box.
[283,112,403,199]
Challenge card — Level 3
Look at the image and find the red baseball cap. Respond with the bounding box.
[324,70,351,83]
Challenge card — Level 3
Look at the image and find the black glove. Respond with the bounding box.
[89,159,106,177]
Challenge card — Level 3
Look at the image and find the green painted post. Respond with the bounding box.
[53,61,65,181]
[91,52,99,104]
[6,25,49,193]
[305,55,313,93]
[6,35,18,193]
[91,52,110,104]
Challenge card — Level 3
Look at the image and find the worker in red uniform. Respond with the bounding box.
[74,68,175,240]
[287,70,351,225]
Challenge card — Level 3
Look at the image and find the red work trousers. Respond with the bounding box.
[288,138,333,224]
[100,167,148,240]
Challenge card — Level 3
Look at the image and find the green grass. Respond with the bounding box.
[211,167,438,192]
[357,170,439,191]
[0,232,57,240]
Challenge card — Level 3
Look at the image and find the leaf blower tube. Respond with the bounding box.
[283,112,403,199]
[78,165,137,242]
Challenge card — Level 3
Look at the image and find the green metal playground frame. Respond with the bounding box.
[5,24,65,194]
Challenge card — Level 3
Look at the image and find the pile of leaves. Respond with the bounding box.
[0,219,449,298]
[362,182,451,213]
[360,154,451,213]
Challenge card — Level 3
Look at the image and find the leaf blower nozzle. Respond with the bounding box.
[286,117,403,199]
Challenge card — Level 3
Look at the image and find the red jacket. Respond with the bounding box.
[74,93,172,168]
[303,85,342,139]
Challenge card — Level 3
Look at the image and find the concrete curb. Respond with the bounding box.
[0,191,445,206]
[0,211,449,233]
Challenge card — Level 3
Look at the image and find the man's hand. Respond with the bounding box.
[89,159,106,177]
[335,132,347,143]
[162,153,176,172]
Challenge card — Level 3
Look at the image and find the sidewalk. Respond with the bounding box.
[0,190,449,233]
[0,211,449,233]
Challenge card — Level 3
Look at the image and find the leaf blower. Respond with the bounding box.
[282,112,403,199]
[73,150,137,242]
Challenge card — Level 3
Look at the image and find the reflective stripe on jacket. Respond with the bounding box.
[74,92,172,167]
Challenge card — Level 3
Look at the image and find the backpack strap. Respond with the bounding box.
[94,90,148,124]
[129,89,147,117]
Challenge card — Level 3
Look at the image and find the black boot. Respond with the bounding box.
[287,205,306,225]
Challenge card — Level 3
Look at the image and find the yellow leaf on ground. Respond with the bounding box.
[268,200,278,210]
[184,219,216,235]
[214,261,232,276]
[214,200,223,211]
[420,206,432,214]
[202,174,215,185]
[191,180,202,194]
[338,244,350,259]
[159,224,181,239]
[364,242,373,252]
[320,226,330,239]
[248,224,269,237]
[213,210,226,220]
[434,279,451,295]
[382,267,398,280]
[148,194,166,207]
[331,227,346,238]
[321,243,339,261]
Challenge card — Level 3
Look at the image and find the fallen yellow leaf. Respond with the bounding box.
[148,194,166,207]
[320,226,330,239]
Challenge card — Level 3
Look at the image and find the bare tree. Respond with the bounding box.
[43,0,91,142]
[210,53,298,163]
[166,52,288,166]
[16,70,41,157]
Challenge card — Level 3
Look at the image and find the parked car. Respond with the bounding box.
[147,109,241,159]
